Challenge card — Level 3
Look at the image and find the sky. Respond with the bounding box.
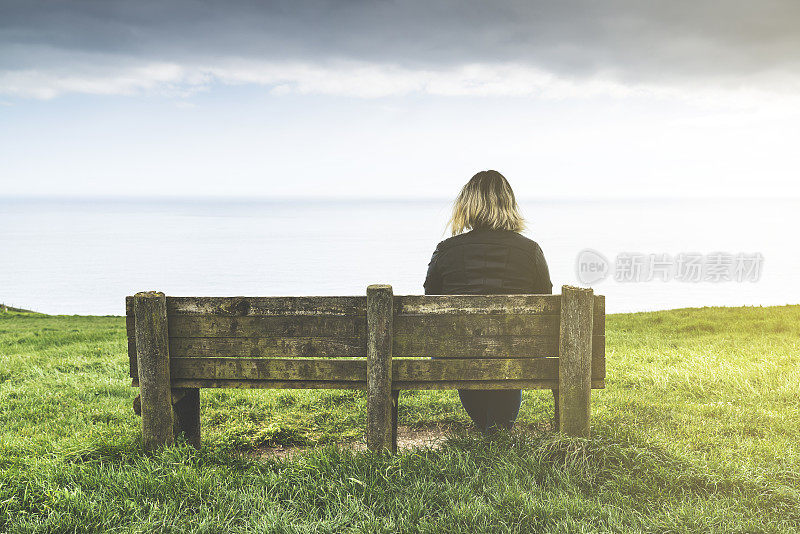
[1,0,799,199]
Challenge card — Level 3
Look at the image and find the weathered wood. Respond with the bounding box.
[129,293,599,320]
[170,313,565,339]
[126,309,138,379]
[165,330,601,361]
[126,287,607,451]
[133,336,603,376]
[127,293,605,376]
[172,388,200,449]
[593,295,606,380]
[166,296,366,317]
[394,313,560,337]
[593,336,606,379]
[394,334,558,358]
[168,315,366,338]
[395,357,558,381]
[135,378,367,389]
[134,291,174,450]
[558,285,594,437]
[593,295,605,332]
[142,378,604,390]
[366,284,393,452]
[142,346,606,387]
[171,357,366,381]
[395,379,604,390]
[168,337,366,358]
[395,294,560,315]
[169,356,562,382]
[154,338,603,378]
[394,333,604,360]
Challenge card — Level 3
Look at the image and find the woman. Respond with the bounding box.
[424,170,552,434]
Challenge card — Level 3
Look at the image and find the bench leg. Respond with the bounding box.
[391,390,400,453]
[134,291,174,451]
[551,389,560,432]
[173,388,201,449]
[366,285,394,452]
[558,285,594,437]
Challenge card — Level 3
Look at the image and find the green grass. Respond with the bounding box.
[0,305,799,532]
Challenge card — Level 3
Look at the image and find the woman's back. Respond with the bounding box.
[424,228,552,296]
[423,169,553,434]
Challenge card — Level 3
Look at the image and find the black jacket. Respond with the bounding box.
[424,229,552,295]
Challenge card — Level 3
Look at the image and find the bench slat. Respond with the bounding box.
[126,294,603,327]
[136,378,605,390]
[394,295,560,315]
[165,296,366,317]
[394,314,559,337]
[165,315,560,341]
[393,334,558,358]
[169,357,561,382]
[165,334,604,360]
[169,337,366,358]
[172,357,364,381]
[166,335,597,359]
[129,339,604,378]
[158,335,605,359]
[168,315,367,338]
[133,337,604,378]
[167,314,561,339]
[394,379,605,390]
[393,334,605,359]
[396,357,558,381]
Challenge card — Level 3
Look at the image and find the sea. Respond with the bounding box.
[1,197,797,316]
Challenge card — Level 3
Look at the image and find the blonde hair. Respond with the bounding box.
[448,170,525,236]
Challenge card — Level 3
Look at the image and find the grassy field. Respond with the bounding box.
[0,305,798,533]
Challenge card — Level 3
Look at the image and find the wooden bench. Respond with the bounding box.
[127,284,605,452]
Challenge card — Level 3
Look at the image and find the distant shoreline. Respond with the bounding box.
[0,304,39,314]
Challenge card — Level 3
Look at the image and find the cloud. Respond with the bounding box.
[0,57,719,102]
[1,0,799,98]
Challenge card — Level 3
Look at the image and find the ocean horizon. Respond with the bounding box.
[2,196,798,316]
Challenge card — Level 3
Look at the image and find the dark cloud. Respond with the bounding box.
[1,0,799,94]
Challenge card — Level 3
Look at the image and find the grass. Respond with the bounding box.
[0,305,798,532]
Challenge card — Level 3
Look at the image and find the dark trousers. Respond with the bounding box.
[458,389,522,433]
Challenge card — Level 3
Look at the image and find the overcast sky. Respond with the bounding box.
[1,0,799,198]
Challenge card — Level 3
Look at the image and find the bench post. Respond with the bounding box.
[134,291,174,450]
[558,285,594,437]
[366,284,394,452]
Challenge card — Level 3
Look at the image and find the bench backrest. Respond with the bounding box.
[127,287,605,391]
